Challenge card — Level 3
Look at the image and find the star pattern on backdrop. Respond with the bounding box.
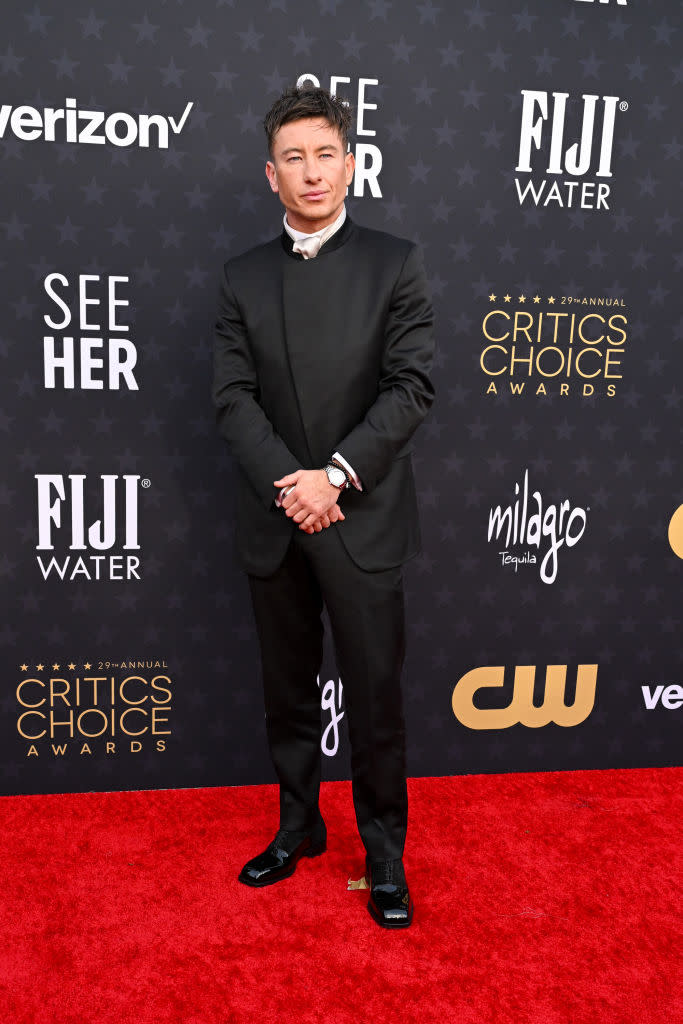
[1,2,680,794]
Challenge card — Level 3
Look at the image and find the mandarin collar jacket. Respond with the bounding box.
[213,215,435,576]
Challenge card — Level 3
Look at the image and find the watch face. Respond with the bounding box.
[327,466,346,488]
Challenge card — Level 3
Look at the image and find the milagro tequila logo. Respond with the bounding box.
[35,474,147,581]
[318,675,344,756]
[487,470,588,584]
[515,90,627,210]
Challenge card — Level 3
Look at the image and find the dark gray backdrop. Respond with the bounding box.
[1,0,681,795]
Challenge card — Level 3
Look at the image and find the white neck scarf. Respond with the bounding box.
[283,205,347,259]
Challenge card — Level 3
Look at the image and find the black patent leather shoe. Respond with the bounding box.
[238,822,327,887]
[366,857,414,928]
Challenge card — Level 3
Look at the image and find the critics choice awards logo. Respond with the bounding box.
[487,470,589,585]
[480,292,627,398]
[15,661,172,758]
[515,89,628,211]
[452,664,598,730]
[297,72,383,198]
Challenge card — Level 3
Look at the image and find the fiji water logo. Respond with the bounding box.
[515,90,628,210]
[35,473,146,581]
[487,470,588,585]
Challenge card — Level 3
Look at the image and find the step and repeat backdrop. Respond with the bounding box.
[1,0,681,795]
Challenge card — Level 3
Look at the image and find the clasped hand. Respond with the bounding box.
[274,469,345,535]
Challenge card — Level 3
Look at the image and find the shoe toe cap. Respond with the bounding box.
[369,888,413,927]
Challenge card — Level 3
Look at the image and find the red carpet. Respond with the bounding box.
[1,768,680,1024]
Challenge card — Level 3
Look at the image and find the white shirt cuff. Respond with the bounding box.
[332,451,363,492]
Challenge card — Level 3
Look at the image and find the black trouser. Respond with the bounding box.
[248,526,408,861]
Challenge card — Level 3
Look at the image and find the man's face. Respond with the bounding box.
[266,117,355,233]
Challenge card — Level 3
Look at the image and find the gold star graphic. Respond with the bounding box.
[84,662,92,670]
[519,295,526,303]
[488,293,496,302]
[36,663,44,672]
[533,295,541,304]
[548,296,556,304]
[504,294,512,303]
[52,663,60,671]
[68,663,76,671]
[20,663,28,672]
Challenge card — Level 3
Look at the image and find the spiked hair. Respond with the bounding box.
[263,83,353,155]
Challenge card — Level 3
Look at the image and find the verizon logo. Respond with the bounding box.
[0,98,193,149]
[641,685,683,710]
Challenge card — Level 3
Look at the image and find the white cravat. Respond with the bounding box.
[283,205,346,259]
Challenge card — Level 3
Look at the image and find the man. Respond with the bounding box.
[213,84,434,928]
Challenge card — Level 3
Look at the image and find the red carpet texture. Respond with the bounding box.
[1,768,680,1024]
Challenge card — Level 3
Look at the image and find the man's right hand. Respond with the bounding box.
[299,503,345,535]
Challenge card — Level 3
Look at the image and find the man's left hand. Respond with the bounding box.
[299,503,345,535]
[274,469,343,530]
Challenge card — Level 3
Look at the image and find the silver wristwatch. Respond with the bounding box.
[324,464,347,490]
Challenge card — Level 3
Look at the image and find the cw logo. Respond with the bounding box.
[669,504,683,560]
[452,664,598,730]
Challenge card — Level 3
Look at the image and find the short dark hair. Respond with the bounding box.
[264,83,353,156]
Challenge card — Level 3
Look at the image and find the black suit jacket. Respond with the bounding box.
[213,215,435,577]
